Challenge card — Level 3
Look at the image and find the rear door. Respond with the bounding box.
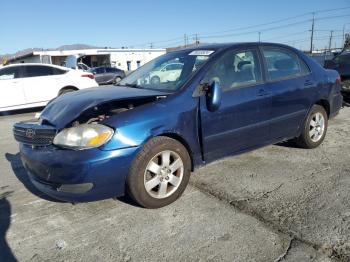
[94,67,106,84]
[21,65,61,104]
[260,47,315,140]
[0,66,26,109]
[105,67,116,83]
[199,48,272,162]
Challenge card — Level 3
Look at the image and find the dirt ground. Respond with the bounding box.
[0,105,349,262]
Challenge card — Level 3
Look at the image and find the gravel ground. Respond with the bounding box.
[0,105,349,262]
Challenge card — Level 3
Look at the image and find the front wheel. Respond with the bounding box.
[295,105,328,149]
[127,136,191,208]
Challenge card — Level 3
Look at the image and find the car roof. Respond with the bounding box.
[2,63,70,71]
[173,42,298,53]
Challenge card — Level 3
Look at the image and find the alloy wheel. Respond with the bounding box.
[144,150,184,199]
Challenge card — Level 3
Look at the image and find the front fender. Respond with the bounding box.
[99,95,203,166]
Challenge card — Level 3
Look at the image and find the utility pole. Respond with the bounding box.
[149,43,153,49]
[343,23,350,47]
[258,32,261,42]
[328,30,334,51]
[310,12,315,54]
[184,34,187,47]
[195,34,199,45]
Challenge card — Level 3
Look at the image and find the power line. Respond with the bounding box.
[196,6,350,38]
[128,7,350,48]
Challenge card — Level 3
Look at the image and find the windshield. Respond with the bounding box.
[118,50,213,92]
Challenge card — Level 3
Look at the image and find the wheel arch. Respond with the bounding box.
[157,133,195,171]
[315,99,330,118]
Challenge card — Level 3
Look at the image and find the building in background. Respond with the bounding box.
[6,48,166,71]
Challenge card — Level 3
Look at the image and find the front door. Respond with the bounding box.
[0,66,26,110]
[199,48,271,162]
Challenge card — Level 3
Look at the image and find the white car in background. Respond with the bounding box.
[0,63,98,112]
[149,62,183,84]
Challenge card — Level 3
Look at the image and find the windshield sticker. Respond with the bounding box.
[189,50,214,56]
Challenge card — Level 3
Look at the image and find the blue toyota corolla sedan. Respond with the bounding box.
[13,43,343,208]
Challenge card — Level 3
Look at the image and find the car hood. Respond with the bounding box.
[40,85,168,129]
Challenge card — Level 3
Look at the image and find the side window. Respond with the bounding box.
[262,48,303,81]
[52,68,67,75]
[300,59,311,75]
[95,68,105,74]
[203,49,262,92]
[0,67,20,80]
[23,65,54,78]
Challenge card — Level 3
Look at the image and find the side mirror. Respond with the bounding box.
[206,81,222,112]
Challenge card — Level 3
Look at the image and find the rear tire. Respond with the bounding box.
[295,105,328,149]
[126,136,191,208]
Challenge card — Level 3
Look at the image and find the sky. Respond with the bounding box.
[1,0,350,54]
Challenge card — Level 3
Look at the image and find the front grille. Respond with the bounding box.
[13,121,57,146]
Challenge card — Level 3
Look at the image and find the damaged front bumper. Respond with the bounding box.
[20,143,139,202]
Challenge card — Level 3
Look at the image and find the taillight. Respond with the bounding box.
[81,74,95,80]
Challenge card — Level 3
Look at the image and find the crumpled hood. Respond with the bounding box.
[40,85,167,129]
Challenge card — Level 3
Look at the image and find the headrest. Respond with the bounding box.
[237,61,252,70]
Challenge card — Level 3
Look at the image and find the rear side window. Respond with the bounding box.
[106,67,117,73]
[0,66,20,80]
[23,65,54,78]
[262,48,305,81]
[95,68,105,74]
[52,67,67,75]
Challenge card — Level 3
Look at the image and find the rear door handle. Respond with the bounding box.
[257,89,270,97]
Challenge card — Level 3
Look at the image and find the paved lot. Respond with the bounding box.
[0,105,349,262]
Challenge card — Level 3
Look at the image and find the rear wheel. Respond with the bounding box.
[295,105,328,149]
[127,136,191,208]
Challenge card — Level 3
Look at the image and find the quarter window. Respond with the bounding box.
[262,48,305,81]
[203,49,262,92]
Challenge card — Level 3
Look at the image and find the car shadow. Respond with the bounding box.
[116,194,141,208]
[5,153,62,202]
[275,140,301,149]
[0,191,17,262]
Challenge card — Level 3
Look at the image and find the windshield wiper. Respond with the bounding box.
[117,83,143,89]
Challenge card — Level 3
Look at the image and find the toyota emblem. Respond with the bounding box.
[25,129,36,138]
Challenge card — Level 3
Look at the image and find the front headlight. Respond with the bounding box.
[53,124,114,150]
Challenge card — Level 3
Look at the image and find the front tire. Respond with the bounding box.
[127,136,191,208]
[295,105,328,149]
